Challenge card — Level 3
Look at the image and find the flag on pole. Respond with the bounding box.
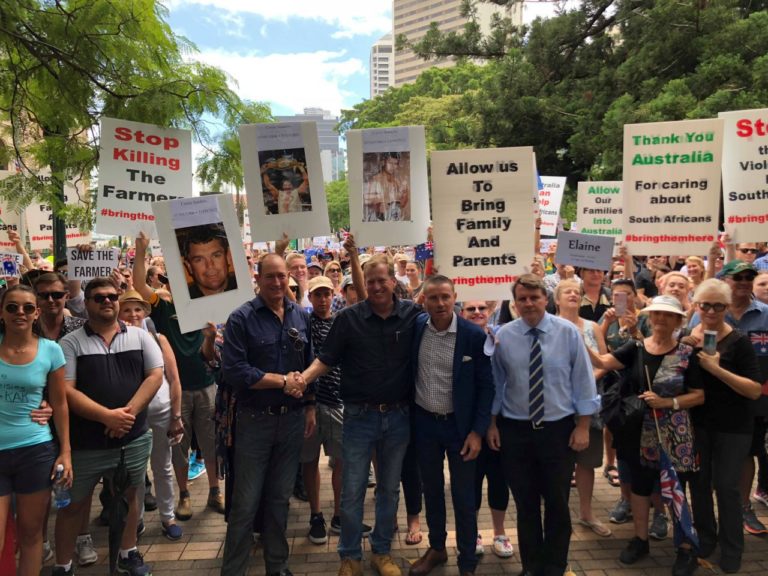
[659,448,699,549]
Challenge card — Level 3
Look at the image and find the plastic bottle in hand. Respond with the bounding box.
[53,464,70,508]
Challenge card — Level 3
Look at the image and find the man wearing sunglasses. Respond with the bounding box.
[35,273,85,341]
[695,259,768,535]
[221,253,315,576]
[53,277,163,576]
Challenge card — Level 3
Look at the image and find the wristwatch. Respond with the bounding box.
[282,374,288,391]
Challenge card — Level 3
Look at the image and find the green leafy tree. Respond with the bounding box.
[325,179,350,232]
[0,0,239,257]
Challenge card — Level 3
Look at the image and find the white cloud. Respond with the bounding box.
[171,0,391,38]
[194,49,366,115]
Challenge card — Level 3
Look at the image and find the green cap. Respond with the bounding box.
[718,259,757,279]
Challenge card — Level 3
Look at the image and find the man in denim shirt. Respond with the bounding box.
[220,254,315,576]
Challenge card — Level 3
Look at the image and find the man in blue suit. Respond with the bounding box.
[408,275,494,576]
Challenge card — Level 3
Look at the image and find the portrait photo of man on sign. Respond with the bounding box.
[175,222,237,299]
[259,148,312,215]
[362,151,411,222]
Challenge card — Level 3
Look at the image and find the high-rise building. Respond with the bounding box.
[275,108,345,182]
[393,0,523,87]
[370,33,394,97]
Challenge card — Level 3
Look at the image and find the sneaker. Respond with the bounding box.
[367,466,376,488]
[649,512,668,540]
[175,495,193,521]
[162,522,183,541]
[609,498,632,524]
[329,515,372,536]
[116,549,152,576]
[136,521,145,538]
[309,513,328,544]
[370,553,401,576]
[492,535,514,558]
[51,566,74,576]
[207,491,225,514]
[75,534,98,566]
[475,533,484,555]
[188,459,206,481]
[42,540,54,563]
[672,547,698,576]
[143,490,157,512]
[743,503,768,534]
[338,558,363,576]
[754,488,768,508]
[619,536,649,565]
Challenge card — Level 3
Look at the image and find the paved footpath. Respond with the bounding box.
[42,456,768,575]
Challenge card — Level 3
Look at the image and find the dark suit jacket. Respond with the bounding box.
[413,313,494,439]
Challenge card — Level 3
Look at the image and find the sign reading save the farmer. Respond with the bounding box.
[431,147,535,301]
[622,118,722,256]
[97,117,193,237]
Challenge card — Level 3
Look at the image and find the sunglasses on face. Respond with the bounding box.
[698,302,727,312]
[37,291,67,301]
[5,303,37,315]
[738,248,758,254]
[89,293,119,304]
[464,306,488,313]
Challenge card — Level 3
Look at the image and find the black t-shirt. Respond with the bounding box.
[691,330,762,435]
[635,269,658,299]
[612,339,702,396]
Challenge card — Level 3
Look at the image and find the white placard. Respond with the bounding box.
[431,147,536,300]
[25,169,91,250]
[0,253,23,277]
[538,176,566,236]
[240,121,330,241]
[347,126,430,247]
[0,171,23,251]
[171,196,220,229]
[622,118,723,256]
[719,109,768,242]
[152,194,253,333]
[150,240,163,257]
[67,248,119,281]
[242,208,252,243]
[97,117,193,236]
[554,231,615,271]
[576,181,623,241]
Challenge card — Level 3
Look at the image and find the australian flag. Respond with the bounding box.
[659,449,699,549]
[415,241,433,262]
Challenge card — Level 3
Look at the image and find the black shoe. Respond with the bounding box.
[672,547,698,576]
[293,482,308,502]
[267,570,293,576]
[329,515,372,535]
[136,520,145,538]
[308,513,328,544]
[720,555,741,574]
[51,566,74,576]
[619,536,649,564]
[144,490,157,512]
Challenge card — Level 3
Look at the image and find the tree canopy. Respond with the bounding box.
[0,0,240,240]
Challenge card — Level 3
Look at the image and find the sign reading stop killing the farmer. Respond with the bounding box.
[431,147,535,301]
[97,117,193,237]
[622,118,723,256]
[719,109,768,242]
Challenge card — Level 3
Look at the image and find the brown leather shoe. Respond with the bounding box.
[408,548,448,576]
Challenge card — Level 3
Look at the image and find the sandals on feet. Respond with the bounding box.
[578,518,612,537]
[405,529,423,545]
[603,465,620,487]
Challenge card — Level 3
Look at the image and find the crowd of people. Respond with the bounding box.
[0,225,767,576]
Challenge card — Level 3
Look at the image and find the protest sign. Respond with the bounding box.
[554,231,615,271]
[719,109,768,242]
[347,126,430,247]
[242,208,252,243]
[0,171,23,251]
[97,117,193,236]
[67,248,119,281]
[0,253,23,278]
[25,170,91,250]
[240,122,329,241]
[538,176,566,236]
[431,147,536,300]
[150,240,163,257]
[622,118,723,256]
[152,194,253,333]
[576,181,623,242]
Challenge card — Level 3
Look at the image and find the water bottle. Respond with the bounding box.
[53,464,71,509]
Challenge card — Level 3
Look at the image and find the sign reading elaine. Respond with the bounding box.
[622,118,722,256]
[97,117,193,236]
[431,147,535,300]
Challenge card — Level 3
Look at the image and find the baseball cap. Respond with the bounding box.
[717,259,757,279]
[307,276,334,293]
[341,276,354,291]
[307,262,324,271]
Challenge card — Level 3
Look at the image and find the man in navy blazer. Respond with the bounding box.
[408,275,494,576]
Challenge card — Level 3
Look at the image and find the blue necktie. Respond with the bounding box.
[529,328,544,426]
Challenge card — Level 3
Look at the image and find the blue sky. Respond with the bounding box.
[165,0,393,117]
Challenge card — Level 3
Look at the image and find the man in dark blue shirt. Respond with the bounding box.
[220,254,315,576]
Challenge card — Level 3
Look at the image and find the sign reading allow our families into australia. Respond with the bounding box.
[622,118,723,256]
[431,147,535,301]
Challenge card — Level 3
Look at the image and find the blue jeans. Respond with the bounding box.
[221,407,304,575]
[338,404,410,560]
[413,408,478,573]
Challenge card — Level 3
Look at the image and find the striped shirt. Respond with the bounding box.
[311,314,342,408]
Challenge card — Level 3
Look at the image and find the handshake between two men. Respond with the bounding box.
[282,371,308,398]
